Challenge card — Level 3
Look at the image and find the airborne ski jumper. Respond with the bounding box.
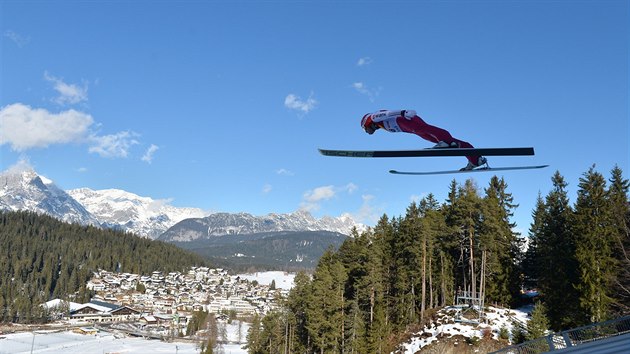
[360,109,487,171]
[319,108,548,175]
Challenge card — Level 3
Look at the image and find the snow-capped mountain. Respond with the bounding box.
[158,210,363,242]
[0,167,100,226]
[67,188,208,239]
[1,166,365,241]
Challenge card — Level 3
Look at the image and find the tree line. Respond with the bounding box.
[246,165,629,353]
[0,210,208,323]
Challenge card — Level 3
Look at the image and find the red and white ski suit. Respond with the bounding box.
[367,109,481,165]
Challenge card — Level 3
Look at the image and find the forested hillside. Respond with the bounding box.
[247,166,629,353]
[0,211,208,323]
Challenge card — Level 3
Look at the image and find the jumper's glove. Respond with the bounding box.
[402,110,416,119]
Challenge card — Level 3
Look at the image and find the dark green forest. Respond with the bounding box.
[247,166,630,354]
[0,211,208,323]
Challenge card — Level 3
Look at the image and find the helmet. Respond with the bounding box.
[361,113,377,134]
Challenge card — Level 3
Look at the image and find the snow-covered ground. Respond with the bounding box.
[0,321,250,354]
[398,305,532,353]
[236,271,296,290]
[0,271,295,354]
[0,330,201,354]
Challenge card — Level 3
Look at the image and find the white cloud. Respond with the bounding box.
[6,158,35,174]
[352,82,381,102]
[300,185,335,212]
[352,194,382,225]
[357,57,372,66]
[44,72,89,105]
[88,131,139,158]
[4,30,29,47]
[276,168,294,176]
[1,103,143,159]
[141,144,159,164]
[147,198,174,212]
[0,103,93,151]
[284,93,317,114]
[262,184,273,194]
[299,183,358,212]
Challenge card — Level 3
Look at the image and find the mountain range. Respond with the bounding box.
[0,166,363,239]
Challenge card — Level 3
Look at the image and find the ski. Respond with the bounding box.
[389,165,549,176]
[319,147,535,158]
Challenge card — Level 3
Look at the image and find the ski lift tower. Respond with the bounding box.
[454,289,485,324]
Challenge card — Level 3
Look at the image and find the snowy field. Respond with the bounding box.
[236,271,296,290]
[0,321,250,354]
[0,330,202,354]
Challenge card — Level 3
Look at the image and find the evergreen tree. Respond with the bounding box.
[245,314,263,354]
[523,194,546,291]
[285,271,311,353]
[368,215,396,352]
[396,203,423,325]
[257,310,285,354]
[443,179,483,301]
[526,302,550,340]
[535,172,580,330]
[480,177,521,306]
[418,194,446,311]
[305,248,347,353]
[607,166,630,315]
[573,166,615,323]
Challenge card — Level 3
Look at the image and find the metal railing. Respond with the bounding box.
[491,315,630,354]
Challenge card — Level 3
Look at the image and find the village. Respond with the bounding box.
[39,267,292,339]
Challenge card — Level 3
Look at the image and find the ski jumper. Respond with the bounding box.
[369,109,481,165]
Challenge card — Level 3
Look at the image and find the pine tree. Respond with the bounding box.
[481,177,521,307]
[526,302,550,340]
[305,248,347,353]
[418,194,446,312]
[573,166,615,323]
[523,194,545,291]
[535,172,580,330]
[285,271,311,353]
[245,314,263,354]
[607,166,630,315]
[443,179,483,302]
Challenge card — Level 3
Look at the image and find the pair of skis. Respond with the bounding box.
[318,147,548,175]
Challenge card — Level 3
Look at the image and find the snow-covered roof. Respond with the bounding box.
[42,299,83,312]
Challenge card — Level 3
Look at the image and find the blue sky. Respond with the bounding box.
[1,0,628,234]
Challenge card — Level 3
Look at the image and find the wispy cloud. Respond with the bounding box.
[357,57,373,66]
[44,72,89,105]
[262,184,273,194]
[299,183,357,212]
[141,144,159,164]
[6,157,35,174]
[88,131,139,158]
[0,103,140,159]
[284,93,317,114]
[352,82,381,102]
[276,168,294,176]
[351,194,382,225]
[4,30,30,47]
